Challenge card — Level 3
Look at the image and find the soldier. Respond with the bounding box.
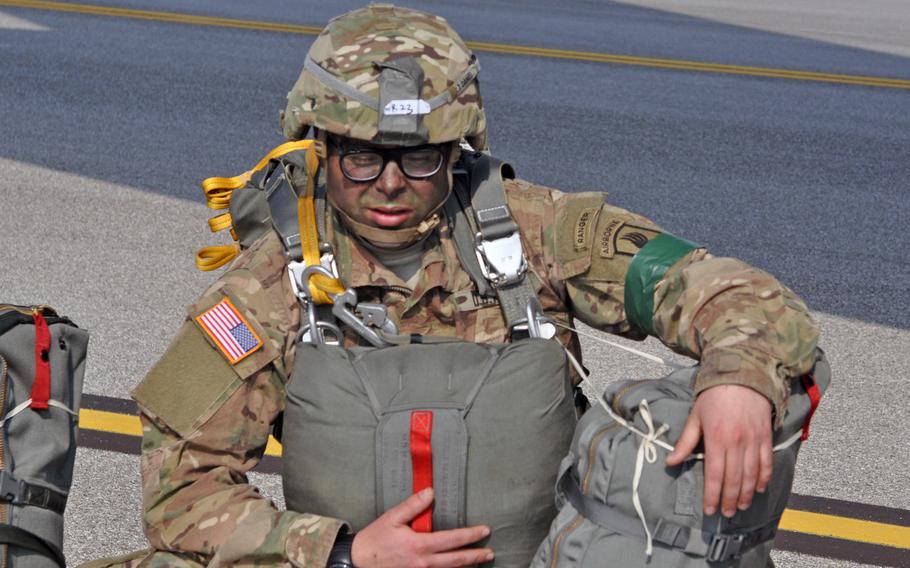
[85,4,818,568]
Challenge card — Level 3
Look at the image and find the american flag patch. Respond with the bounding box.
[195,298,263,365]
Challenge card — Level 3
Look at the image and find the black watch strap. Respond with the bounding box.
[327,531,355,568]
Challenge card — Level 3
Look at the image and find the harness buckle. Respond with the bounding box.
[474,232,527,287]
[287,261,309,303]
[707,533,746,562]
[0,471,25,506]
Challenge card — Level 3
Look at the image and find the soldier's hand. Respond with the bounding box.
[351,488,494,568]
[665,384,773,518]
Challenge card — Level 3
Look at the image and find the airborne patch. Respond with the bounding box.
[598,219,624,258]
[574,207,601,251]
[195,297,263,365]
[613,224,662,256]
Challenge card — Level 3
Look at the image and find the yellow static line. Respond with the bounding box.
[78,408,910,549]
[780,509,910,550]
[3,0,910,90]
[79,408,283,457]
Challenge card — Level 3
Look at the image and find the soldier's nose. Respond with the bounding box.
[374,160,407,197]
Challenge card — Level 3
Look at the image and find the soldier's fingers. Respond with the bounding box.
[386,488,435,525]
[422,525,491,553]
[667,413,701,466]
[702,444,724,516]
[756,439,773,493]
[737,443,760,511]
[721,445,744,518]
[425,547,494,568]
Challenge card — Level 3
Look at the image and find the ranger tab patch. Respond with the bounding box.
[195,298,263,365]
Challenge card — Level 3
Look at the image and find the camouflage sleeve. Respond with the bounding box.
[550,190,819,423]
[131,231,348,566]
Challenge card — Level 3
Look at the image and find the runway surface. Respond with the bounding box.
[0,1,908,565]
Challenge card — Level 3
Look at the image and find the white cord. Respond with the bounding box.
[0,398,78,428]
[553,320,687,369]
[631,399,668,556]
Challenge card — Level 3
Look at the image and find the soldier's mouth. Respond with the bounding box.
[367,206,415,228]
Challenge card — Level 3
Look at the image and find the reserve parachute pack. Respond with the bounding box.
[284,338,577,567]
[532,351,829,568]
[0,305,87,567]
[195,142,578,567]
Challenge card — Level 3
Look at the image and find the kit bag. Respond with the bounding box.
[532,352,829,568]
[0,306,88,567]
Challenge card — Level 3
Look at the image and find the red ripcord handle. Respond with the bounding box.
[409,411,434,533]
[800,373,822,441]
[30,311,51,410]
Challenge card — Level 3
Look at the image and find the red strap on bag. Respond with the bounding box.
[800,373,821,441]
[409,410,434,533]
[30,311,51,410]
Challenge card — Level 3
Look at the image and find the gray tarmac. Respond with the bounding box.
[1,1,908,565]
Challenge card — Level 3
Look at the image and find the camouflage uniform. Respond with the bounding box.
[80,5,818,567]
[82,178,818,568]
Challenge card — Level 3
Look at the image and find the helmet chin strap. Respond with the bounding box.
[331,201,443,249]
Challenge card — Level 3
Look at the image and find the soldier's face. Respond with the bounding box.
[326,137,451,230]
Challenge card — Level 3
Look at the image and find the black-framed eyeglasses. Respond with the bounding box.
[328,137,446,182]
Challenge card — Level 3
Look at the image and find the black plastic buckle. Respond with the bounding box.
[0,471,25,506]
[707,533,746,562]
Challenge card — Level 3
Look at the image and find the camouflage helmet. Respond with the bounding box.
[282,4,487,149]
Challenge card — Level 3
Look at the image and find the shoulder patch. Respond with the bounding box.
[554,192,607,277]
[573,207,601,252]
[613,224,662,256]
[188,283,281,380]
[195,297,263,365]
[583,209,664,282]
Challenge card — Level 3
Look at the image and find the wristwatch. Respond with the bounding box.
[326,531,355,568]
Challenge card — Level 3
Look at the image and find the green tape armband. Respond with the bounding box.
[623,233,700,336]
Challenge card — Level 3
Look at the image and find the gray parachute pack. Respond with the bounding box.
[532,352,830,568]
[283,339,578,568]
[0,305,87,567]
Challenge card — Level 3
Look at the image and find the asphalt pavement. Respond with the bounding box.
[0,1,908,566]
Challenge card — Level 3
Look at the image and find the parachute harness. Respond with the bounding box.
[195,140,345,304]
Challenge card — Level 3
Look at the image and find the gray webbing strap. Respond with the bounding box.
[559,471,776,562]
[303,57,480,113]
[315,182,330,252]
[444,177,494,298]
[495,281,537,332]
[469,156,518,240]
[465,154,538,330]
[265,161,304,261]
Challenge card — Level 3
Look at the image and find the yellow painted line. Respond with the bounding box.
[467,40,910,90]
[0,0,323,34]
[80,408,141,437]
[78,408,910,549]
[780,509,910,550]
[3,0,910,90]
[78,408,283,457]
